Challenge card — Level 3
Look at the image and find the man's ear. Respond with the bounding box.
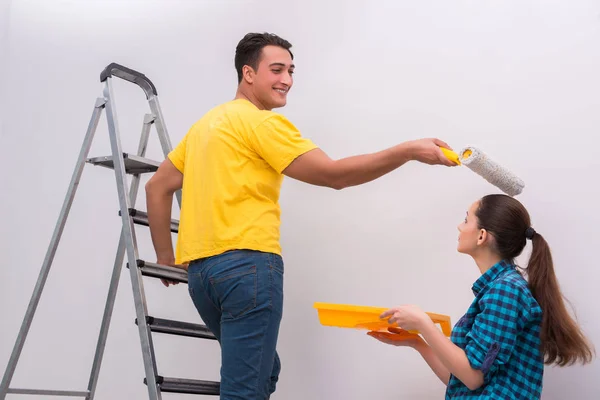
[242,65,255,84]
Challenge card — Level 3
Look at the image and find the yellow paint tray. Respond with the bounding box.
[314,302,452,336]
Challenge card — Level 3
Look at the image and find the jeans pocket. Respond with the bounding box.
[269,267,284,315]
[210,265,257,320]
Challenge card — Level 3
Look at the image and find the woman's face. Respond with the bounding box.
[457,200,484,255]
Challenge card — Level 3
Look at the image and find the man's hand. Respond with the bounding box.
[405,138,456,166]
[160,278,178,287]
[157,258,188,287]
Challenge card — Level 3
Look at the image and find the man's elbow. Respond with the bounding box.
[288,166,347,190]
[145,178,156,195]
[284,159,349,190]
[326,177,347,190]
[321,174,348,190]
[321,163,350,190]
[145,177,167,198]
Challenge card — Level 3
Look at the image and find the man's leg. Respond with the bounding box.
[269,351,281,396]
[187,260,223,342]
[201,250,284,400]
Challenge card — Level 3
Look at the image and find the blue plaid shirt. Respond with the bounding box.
[446,260,544,399]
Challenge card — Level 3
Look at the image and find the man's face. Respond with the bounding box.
[244,45,294,110]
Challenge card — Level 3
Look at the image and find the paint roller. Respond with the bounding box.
[440,146,525,196]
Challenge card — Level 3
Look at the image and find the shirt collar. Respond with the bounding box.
[472,260,515,295]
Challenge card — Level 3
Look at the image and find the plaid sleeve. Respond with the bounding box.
[464,280,529,382]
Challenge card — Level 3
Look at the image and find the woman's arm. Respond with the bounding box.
[368,328,450,385]
[414,338,451,385]
[381,305,484,391]
[418,323,483,390]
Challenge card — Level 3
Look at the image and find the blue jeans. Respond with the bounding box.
[187,250,284,400]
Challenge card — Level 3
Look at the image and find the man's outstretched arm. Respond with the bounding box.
[283,138,456,190]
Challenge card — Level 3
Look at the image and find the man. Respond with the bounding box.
[145,32,456,400]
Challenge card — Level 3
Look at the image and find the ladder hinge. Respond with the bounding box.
[95,98,107,108]
[144,114,156,124]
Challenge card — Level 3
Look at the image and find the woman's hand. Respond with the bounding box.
[368,327,423,347]
[379,304,434,332]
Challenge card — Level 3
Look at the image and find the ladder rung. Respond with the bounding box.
[86,153,160,174]
[137,316,217,340]
[120,208,179,233]
[128,260,188,283]
[7,388,90,397]
[145,376,220,396]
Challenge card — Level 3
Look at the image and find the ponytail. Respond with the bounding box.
[526,232,594,366]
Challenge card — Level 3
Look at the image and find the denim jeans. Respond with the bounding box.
[187,250,284,400]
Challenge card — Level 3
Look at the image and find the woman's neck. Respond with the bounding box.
[473,251,503,275]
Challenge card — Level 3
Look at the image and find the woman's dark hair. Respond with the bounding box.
[476,194,594,366]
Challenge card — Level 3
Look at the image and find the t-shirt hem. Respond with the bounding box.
[176,244,282,265]
[167,152,184,173]
[275,143,320,174]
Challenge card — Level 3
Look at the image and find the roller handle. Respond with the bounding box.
[100,63,158,98]
[440,147,462,165]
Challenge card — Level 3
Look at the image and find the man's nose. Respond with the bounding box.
[280,72,292,86]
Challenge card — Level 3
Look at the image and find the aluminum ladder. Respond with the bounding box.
[0,63,219,399]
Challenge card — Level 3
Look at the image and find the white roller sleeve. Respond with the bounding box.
[459,146,525,196]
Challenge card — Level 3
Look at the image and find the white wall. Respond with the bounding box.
[0,0,10,142]
[1,1,598,399]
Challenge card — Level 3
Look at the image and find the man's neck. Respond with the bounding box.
[235,86,268,110]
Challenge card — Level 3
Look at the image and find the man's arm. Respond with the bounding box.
[282,138,456,190]
[145,158,183,267]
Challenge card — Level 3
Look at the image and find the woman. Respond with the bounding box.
[369,194,594,399]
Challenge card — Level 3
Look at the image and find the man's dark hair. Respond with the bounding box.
[235,32,293,83]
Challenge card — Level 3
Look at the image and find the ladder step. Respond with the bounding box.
[146,376,220,396]
[128,259,188,283]
[7,388,90,397]
[137,316,217,340]
[87,153,161,174]
[120,208,179,233]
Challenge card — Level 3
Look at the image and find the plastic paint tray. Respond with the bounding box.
[314,302,452,336]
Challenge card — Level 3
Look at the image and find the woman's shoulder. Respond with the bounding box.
[484,269,542,319]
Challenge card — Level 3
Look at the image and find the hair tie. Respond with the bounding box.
[525,227,536,240]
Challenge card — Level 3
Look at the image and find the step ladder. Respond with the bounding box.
[0,63,220,399]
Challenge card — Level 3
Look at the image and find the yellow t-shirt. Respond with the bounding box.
[168,98,318,264]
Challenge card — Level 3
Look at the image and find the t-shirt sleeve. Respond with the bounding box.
[167,133,188,173]
[464,281,529,382]
[247,114,319,174]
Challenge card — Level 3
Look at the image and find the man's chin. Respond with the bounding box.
[271,100,287,109]
[271,94,288,107]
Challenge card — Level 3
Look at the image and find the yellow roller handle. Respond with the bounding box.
[441,147,461,165]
